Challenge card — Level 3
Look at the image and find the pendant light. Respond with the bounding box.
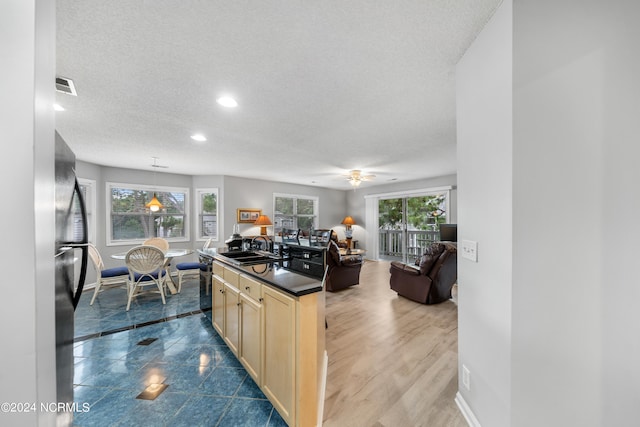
[146,157,165,212]
[145,193,163,212]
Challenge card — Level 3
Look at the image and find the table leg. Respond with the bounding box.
[163,258,178,295]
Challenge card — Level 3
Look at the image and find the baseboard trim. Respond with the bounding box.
[455,392,482,427]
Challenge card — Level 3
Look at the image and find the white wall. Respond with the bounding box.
[457,0,640,425]
[456,1,512,426]
[0,1,57,425]
[512,0,640,425]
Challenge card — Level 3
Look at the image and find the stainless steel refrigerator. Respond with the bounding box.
[54,132,88,422]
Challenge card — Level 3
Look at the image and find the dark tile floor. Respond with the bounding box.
[73,276,285,426]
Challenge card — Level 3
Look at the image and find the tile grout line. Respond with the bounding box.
[74,309,205,343]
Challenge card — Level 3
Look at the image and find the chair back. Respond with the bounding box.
[88,243,105,271]
[143,237,169,253]
[125,245,166,274]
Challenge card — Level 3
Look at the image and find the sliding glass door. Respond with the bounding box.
[378,193,447,263]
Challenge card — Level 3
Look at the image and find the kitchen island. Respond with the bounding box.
[198,248,326,427]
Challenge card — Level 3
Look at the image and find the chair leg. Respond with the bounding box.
[158,275,166,305]
[90,281,102,305]
[126,279,135,311]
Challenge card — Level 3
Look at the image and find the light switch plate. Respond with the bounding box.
[461,240,478,262]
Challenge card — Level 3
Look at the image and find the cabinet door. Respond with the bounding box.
[261,285,296,425]
[239,292,262,383]
[223,283,240,356]
[212,276,225,336]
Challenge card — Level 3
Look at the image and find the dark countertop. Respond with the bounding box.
[198,248,324,297]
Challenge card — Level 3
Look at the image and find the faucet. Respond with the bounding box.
[250,235,271,252]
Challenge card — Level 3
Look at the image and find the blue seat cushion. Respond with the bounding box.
[176,262,204,271]
[133,270,163,282]
[101,266,129,278]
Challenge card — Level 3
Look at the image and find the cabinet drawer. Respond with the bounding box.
[212,261,224,278]
[291,258,325,278]
[291,249,323,262]
[223,267,240,286]
[239,275,262,302]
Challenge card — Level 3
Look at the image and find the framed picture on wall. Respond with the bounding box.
[237,208,262,223]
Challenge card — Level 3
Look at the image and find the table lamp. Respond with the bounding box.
[254,215,273,236]
[341,216,355,248]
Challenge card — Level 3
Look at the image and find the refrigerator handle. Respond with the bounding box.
[72,178,89,310]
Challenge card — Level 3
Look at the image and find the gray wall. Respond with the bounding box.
[74,165,350,272]
[457,0,640,425]
[456,2,512,425]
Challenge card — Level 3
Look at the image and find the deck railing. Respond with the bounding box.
[378,229,439,260]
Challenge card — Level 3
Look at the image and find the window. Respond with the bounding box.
[273,193,318,234]
[77,178,96,244]
[107,182,189,245]
[195,188,219,241]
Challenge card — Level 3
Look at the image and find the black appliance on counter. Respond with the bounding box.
[225,234,244,251]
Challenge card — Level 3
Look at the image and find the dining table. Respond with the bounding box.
[111,248,194,295]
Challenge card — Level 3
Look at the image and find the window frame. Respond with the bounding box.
[106,181,190,246]
[195,187,219,242]
[273,193,319,233]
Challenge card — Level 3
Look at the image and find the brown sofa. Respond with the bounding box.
[389,242,457,304]
[325,240,363,292]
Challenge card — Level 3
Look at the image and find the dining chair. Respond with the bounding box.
[175,238,213,293]
[125,245,167,311]
[87,243,129,305]
[143,237,169,253]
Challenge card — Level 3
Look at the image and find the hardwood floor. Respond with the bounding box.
[323,260,466,427]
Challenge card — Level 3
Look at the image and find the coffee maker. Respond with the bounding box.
[224,224,243,251]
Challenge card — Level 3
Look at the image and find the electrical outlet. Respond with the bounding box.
[462,365,471,391]
[461,239,478,262]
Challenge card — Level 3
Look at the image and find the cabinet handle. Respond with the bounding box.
[237,302,241,306]
[259,298,264,302]
[219,289,224,293]
[245,286,251,291]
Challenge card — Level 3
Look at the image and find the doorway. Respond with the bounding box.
[378,193,447,263]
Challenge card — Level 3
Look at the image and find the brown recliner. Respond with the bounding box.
[389,242,457,304]
[325,240,363,292]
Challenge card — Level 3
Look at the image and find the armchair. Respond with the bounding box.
[325,237,363,292]
[389,242,457,304]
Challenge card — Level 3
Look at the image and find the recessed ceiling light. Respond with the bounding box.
[216,96,238,108]
[53,104,65,111]
[191,134,207,142]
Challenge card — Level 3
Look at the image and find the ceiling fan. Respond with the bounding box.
[345,170,375,188]
[150,157,169,169]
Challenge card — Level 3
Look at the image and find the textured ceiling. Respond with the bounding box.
[56,0,501,190]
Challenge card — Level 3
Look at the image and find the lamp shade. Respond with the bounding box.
[341,216,355,227]
[254,215,273,235]
[145,193,163,212]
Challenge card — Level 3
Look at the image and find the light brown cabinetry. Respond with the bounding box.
[238,275,262,383]
[211,260,325,427]
[261,285,296,423]
[223,282,240,355]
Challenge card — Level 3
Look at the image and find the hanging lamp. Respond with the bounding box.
[146,157,165,212]
[145,193,163,212]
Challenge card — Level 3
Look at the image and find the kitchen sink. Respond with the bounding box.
[218,251,283,265]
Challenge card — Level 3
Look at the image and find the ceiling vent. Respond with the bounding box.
[55,76,77,96]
